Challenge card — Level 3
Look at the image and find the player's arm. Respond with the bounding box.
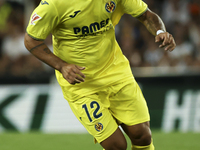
[24,33,85,84]
[137,9,176,51]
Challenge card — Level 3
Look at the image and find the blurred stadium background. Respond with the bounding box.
[0,0,200,149]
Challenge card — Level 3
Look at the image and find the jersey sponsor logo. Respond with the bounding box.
[95,123,103,132]
[30,13,42,25]
[105,1,116,13]
[73,18,110,35]
[69,10,81,18]
[41,1,49,5]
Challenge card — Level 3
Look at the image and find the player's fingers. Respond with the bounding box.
[163,36,172,51]
[165,36,176,51]
[73,67,86,79]
[170,36,176,51]
[166,43,176,52]
[159,34,170,48]
[65,76,76,85]
[159,37,170,48]
[68,71,85,82]
[74,78,82,83]
[164,44,173,51]
[61,65,84,84]
[74,74,85,82]
[155,35,161,43]
[76,65,85,70]
[66,76,82,85]
[75,70,86,79]
[71,77,84,85]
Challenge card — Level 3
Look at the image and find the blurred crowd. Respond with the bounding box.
[0,0,52,83]
[117,0,200,70]
[0,0,199,83]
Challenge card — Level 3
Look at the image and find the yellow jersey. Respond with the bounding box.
[26,0,147,101]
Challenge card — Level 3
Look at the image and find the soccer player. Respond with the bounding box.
[24,0,176,150]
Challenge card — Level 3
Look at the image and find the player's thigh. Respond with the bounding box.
[67,93,119,143]
[110,80,150,126]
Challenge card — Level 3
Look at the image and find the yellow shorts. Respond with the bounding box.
[67,79,150,143]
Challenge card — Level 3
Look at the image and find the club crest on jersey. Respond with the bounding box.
[95,123,103,132]
[30,13,42,25]
[105,1,116,13]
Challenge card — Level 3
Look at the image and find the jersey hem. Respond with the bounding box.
[125,118,150,126]
[134,7,148,18]
[26,31,45,41]
[62,75,135,102]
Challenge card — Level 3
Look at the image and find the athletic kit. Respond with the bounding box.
[27,0,150,143]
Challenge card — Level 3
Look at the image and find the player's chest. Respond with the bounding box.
[60,0,119,26]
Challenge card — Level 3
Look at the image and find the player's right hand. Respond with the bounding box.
[60,64,86,85]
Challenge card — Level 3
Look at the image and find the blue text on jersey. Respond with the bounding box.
[74,18,109,35]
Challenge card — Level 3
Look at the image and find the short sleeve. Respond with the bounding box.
[26,0,60,40]
[121,0,148,17]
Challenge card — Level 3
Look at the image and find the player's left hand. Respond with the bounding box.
[155,32,176,52]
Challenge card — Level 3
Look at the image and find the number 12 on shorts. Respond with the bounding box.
[82,101,102,122]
